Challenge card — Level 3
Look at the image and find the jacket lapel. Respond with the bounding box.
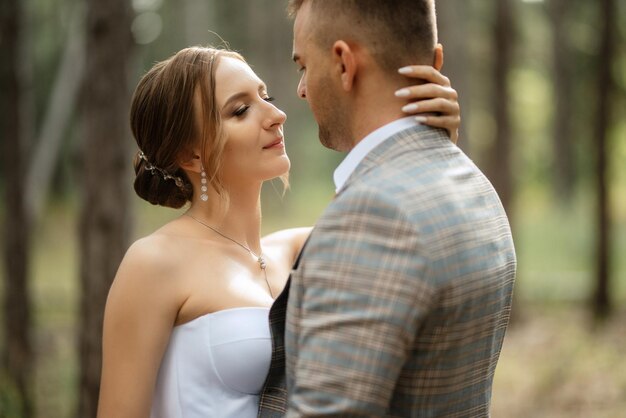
[258,235,311,416]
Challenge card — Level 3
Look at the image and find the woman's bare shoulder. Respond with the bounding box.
[110,231,195,300]
[262,227,312,262]
[123,233,180,271]
[263,226,311,245]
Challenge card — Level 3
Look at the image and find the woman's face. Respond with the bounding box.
[212,57,289,189]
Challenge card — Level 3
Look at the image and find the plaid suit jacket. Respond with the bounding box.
[258,125,516,417]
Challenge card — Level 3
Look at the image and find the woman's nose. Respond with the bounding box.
[264,103,287,129]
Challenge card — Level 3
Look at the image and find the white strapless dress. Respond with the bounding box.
[150,307,272,418]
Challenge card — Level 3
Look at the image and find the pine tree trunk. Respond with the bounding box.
[489,0,520,322]
[0,0,33,416]
[76,0,134,416]
[25,5,86,224]
[490,0,515,216]
[436,0,471,152]
[549,0,575,201]
[592,0,615,319]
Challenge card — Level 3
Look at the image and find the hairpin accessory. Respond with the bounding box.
[138,151,185,189]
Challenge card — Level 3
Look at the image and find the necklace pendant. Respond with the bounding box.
[258,256,267,270]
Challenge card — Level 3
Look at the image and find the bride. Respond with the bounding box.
[96,46,461,418]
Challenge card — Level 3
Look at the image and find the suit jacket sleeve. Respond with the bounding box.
[286,187,436,417]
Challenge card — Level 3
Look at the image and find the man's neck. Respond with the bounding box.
[348,76,411,150]
[350,105,407,151]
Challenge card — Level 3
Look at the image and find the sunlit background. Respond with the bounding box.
[1,0,625,417]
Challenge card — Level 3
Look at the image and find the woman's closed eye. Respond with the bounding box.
[233,96,276,117]
[232,94,276,118]
[233,105,250,117]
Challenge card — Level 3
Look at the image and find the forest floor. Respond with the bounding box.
[24,302,626,418]
[2,193,625,417]
[491,304,626,418]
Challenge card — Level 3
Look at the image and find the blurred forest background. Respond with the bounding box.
[1,0,625,417]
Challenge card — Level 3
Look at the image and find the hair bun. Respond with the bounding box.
[133,153,192,209]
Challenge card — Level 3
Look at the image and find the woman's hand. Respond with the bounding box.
[396,65,460,144]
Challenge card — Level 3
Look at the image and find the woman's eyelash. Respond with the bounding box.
[233,105,250,117]
[233,96,274,117]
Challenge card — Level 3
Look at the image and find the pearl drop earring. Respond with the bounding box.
[200,166,208,202]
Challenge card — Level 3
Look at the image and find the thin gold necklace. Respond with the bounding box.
[185,213,274,298]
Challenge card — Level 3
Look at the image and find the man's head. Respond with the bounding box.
[290,0,441,151]
[289,0,438,73]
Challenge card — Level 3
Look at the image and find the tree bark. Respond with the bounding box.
[489,0,520,324]
[0,0,33,416]
[76,0,134,416]
[490,0,515,216]
[436,0,471,152]
[549,0,575,202]
[25,4,86,224]
[592,0,615,319]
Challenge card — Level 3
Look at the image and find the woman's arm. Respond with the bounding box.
[397,65,460,143]
[97,239,182,418]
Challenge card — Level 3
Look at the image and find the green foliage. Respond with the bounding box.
[0,373,25,418]
[2,0,625,416]
[514,184,626,304]
[1,182,622,418]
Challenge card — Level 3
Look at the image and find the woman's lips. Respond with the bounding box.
[263,138,284,149]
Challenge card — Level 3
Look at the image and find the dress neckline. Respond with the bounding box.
[176,306,270,328]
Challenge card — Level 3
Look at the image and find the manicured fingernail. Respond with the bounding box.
[415,116,428,124]
[402,103,419,113]
[398,66,413,74]
[395,88,411,97]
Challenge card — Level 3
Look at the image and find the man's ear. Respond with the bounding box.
[179,149,202,173]
[332,40,356,91]
[433,43,444,71]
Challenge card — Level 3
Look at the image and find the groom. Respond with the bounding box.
[259,1,516,417]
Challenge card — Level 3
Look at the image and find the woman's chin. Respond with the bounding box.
[268,156,291,178]
[259,158,289,184]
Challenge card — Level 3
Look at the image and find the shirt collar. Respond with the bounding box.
[333,117,420,192]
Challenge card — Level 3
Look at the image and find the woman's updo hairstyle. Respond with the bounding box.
[130,46,246,208]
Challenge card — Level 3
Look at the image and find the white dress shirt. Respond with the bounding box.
[333,117,421,193]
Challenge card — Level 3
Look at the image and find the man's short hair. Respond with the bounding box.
[288,0,438,72]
